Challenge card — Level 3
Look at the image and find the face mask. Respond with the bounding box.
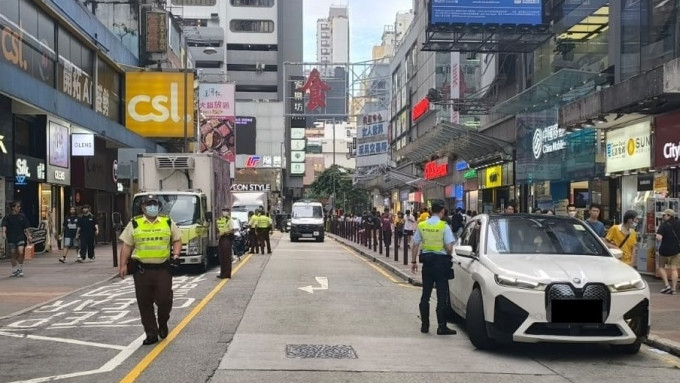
[145,205,159,217]
[222,211,229,217]
[568,211,576,218]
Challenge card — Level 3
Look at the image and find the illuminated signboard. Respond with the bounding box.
[412,98,430,122]
[424,160,449,180]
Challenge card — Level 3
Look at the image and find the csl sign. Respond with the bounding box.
[125,72,194,138]
[231,184,271,192]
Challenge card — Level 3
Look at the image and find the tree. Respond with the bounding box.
[307,165,370,214]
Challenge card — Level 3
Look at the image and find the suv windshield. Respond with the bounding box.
[293,205,323,218]
[487,216,607,256]
[133,195,200,225]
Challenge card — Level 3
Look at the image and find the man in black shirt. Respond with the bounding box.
[76,205,99,262]
[59,207,79,263]
[656,208,680,294]
[2,201,32,277]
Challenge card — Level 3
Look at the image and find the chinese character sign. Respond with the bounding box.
[356,110,389,167]
[297,68,330,112]
[199,83,236,162]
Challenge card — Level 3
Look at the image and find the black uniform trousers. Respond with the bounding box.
[133,264,173,338]
[257,227,271,253]
[218,234,233,278]
[419,252,452,325]
[249,228,259,253]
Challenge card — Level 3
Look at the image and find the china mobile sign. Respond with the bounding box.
[532,123,567,160]
[605,121,651,173]
[125,72,194,137]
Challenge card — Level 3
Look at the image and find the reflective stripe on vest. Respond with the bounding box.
[257,215,270,228]
[132,216,172,263]
[217,217,232,234]
[417,220,447,252]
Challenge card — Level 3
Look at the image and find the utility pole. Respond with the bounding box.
[182,4,188,153]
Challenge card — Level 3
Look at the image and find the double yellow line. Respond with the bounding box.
[119,254,253,382]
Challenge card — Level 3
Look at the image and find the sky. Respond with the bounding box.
[302,0,413,63]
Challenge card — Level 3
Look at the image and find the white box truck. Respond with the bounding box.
[134,153,231,271]
[231,191,269,225]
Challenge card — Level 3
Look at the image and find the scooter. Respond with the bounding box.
[232,225,249,258]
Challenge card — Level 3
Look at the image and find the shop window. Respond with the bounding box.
[230,20,275,33]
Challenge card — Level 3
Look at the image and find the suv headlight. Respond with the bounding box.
[187,237,200,255]
[494,274,546,291]
[608,278,646,293]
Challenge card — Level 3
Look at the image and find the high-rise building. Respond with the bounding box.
[316,5,349,74]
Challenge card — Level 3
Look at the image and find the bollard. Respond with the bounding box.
[379,229,383,255]
[372,228,377,252]
[403,233,409,265]
[394,231,399,262]
[385,231,390,259]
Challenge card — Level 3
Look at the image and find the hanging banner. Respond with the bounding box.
[198,83,236,162]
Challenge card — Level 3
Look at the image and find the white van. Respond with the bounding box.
[290,201,325,242]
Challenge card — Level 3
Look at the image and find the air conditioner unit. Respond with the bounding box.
[155,156,195,170]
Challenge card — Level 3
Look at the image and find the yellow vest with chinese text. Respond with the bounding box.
[417,220,447,252]
[132,216,172,263]
[257,214,270,229]
[217,217,233,235]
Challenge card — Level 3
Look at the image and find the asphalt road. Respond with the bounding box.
[1,233,680,383]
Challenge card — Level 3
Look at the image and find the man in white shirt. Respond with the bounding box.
[403,209,416,236]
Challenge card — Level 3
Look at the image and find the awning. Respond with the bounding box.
[395,122,512,164]
[492,69,609,115]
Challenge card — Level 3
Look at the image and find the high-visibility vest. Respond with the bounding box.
[217,217,233,235]
[417,220,447,252]
[249,214,259,228]
[132,216,172,263]
[257,214,270,228]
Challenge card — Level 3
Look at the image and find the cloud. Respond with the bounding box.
[303,0,412,63]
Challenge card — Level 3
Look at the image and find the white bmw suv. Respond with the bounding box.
[448,214,650,354]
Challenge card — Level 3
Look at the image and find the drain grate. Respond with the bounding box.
[285,344,358,359]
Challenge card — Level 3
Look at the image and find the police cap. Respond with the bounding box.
[430,199,445,213]
[140,194,160,205]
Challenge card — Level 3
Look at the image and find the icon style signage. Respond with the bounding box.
[424,159,449,180]
[532,123,567,160]
[654,111,680,167]
[15,156,46,186]
[606,121,652,173]
[231,184,272,192]
[125,72,195,137]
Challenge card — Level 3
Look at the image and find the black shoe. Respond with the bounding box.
[142,335,159,345]
[158,324,169,339]
[437,326,457,335]
[58,257,65,263]
[216,275,229,279]
[420,324,429,334]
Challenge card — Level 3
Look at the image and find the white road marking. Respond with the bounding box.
[298,277,329,294]
[6,334,147,383]
[0,331,126,351]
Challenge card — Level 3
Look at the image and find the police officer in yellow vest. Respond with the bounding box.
[216,207,234,279]
[118,195,182,345]
[256,208,272,254]
[248,210,260,253]
[411,199,457,335]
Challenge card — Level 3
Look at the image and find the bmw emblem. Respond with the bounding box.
[573,277,582,284]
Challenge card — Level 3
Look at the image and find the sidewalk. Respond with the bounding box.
[0,244,119,319]
[328,233,680,357]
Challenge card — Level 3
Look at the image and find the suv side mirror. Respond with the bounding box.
[205,211,213,223]
[455,245,475,258]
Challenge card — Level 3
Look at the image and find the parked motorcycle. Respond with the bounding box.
[232,222,249,257]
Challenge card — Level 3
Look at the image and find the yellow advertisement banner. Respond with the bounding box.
[485,165,502,188]
[125,72,194,137]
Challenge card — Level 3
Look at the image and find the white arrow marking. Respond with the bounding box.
[298,277,328,294]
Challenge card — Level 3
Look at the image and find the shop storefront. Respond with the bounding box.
[516,107,603,216]
[399,188,410,213]
[462,168,478,213]
[422,157,449,206]
[477,163,514,213]
[654,110,680,197]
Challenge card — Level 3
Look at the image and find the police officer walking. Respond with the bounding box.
[410,199,457,335]
[118,195,182,345]
[257,208,272,254]
[216,207,234,279]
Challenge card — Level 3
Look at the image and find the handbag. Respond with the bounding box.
[24,244,35,260]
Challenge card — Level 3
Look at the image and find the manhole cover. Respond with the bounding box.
[285,344,358,359]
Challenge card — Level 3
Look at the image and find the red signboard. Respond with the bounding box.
[655,110,680,167]
[412,98,430,122]
[424,160,449,180]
